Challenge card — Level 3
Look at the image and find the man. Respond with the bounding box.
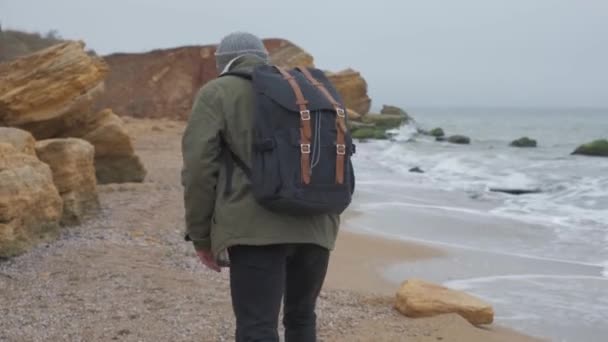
[181,32,340,342]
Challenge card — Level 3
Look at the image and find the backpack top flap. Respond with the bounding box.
[252,65,345,113]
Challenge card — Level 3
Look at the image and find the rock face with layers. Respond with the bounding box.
[326,69,372,115]
[0,41,146,183]
[395,279,494,325]
[0,127,36,155]
[0,41,108,139]
[35,138,99,225]
[265,38,314,68]
[0,143,63,257]
[94,39,371,119]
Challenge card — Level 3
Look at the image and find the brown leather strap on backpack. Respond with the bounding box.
[296,67,347,184]
[275,66,311,184]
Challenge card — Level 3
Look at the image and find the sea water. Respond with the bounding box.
[348,107,608,341]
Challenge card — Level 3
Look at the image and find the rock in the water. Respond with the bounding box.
[429,127,445,138]
[409,167,424,173]
[326,69,372,115]
[490,188,541,195]
[350,127,389,140]
[510,137,537,148]
[0,41,108,139]
[35,138,99,225]
[395,279,494,325]
[0,143,63,257]
[361,113,406,130]
[0,127,36,155]
[572,139,608,157]
[436,136,447,142]
[447,135,471,145]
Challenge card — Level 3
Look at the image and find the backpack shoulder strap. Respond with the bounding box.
[218,71,252,80]
[274,66,313,185]
[296,67,347,185]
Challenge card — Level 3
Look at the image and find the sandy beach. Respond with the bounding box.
[0,118,544,342]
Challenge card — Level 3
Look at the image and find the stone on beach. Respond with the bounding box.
[0,143,63,257]
[395,279,494,325]
[60,108,146,184]
[0,41,146,183]
[325,68,372,115]
[35,138,99,225]
[0,127,36,155]
[0,41,108,139]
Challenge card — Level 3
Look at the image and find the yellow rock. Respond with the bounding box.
[268,39,315,68]
[326,69,371,115]
[0,41,108,138]
[395,279,494,325]
[346,108,362,121]
[35,138,99,225]
[0,143,63,257]
[59,108,146,184]
[0,127,36,155]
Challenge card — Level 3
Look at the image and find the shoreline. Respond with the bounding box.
[324,228,545,341]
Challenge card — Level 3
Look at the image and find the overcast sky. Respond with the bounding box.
[2,0,607,108]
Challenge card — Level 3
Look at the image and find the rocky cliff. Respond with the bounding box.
[94,39,371,120]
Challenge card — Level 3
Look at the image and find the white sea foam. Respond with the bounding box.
[354,124,608,266]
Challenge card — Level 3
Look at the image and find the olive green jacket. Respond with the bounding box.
[181,55,340,258]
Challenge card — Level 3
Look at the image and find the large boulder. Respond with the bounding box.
[0,41,146,184]
[0,41,108,139]
[0,143,63,257]
[572,139,608,157]
[35,138,99,225]
[395,279,494,325]
[0,127,36,155]
[326,69,371,115]
[60,108,146,184]
[510,137,537,148]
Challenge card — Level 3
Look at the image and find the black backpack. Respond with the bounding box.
[221,65,355,216]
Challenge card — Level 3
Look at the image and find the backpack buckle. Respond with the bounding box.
[336,108,346,118]
[336,144,346,155]
[300,110,311,120]
[301,144,311,154]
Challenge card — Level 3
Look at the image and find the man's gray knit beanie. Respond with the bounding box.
[215,32,269,73]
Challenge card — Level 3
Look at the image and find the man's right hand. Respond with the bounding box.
[196,249,221,272]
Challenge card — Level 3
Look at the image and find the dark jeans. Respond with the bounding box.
[228,244,330,342]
